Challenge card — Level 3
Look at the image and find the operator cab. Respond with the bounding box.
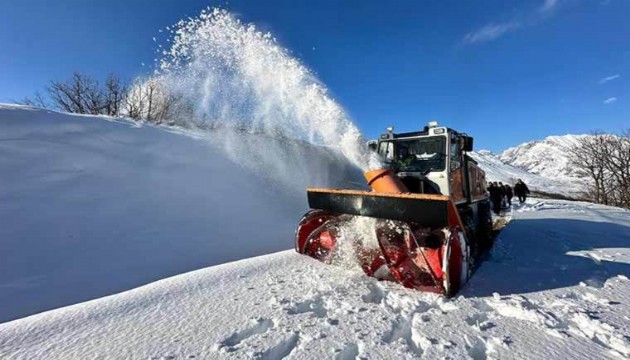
[371,121,476,201]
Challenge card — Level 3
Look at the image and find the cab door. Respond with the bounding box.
[449,136,467,203]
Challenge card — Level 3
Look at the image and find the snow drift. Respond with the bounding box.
[0,104,360,323]
[2,8,628,358]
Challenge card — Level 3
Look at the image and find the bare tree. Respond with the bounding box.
[15,91,49,109]
[22,72,181,124]
[570,130,630,209]
[104,74,126,116]
[47,72,105,114]
[602,131,630,207]
[570,133,608,204]
[123,76,175,124]
[146,80,156,121]
[85,79,105,115]
[124,78,146,120]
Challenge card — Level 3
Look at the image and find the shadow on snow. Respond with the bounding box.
[463,217,630,297]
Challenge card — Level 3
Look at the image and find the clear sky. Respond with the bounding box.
[1,0,628,151]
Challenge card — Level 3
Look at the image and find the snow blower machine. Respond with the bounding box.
[295,121,493,296]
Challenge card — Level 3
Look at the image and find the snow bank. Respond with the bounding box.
[0,104,360,323]
[2,198,629,359]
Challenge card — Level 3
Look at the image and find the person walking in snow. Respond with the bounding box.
[487,182,502,215]
[503,183,513,207]
[514,179,530,204]
[498,182,507,209]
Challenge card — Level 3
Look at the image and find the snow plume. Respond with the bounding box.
[155,8,380,191]
[332,216,381,271]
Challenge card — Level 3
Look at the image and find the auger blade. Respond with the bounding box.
[297,188,471,296]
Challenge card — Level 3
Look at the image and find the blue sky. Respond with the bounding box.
[0,0,628,151]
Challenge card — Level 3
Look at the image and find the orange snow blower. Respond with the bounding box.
[295,122,493,296]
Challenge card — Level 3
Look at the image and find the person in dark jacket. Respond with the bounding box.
[514,179,530,204]
[503,184,513,207]
[498,182,507,208]
[487,182,503,214]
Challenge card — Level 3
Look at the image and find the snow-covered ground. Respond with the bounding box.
[1,199,629,359]
[2,105,630,359]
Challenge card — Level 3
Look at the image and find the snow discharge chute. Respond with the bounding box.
[296,123,493,297]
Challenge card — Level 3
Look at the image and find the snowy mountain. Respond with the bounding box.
[469,149,585,197]
[468,134,594,197]
[499,134,588,181]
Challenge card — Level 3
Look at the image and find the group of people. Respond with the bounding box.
[487,179,530,215]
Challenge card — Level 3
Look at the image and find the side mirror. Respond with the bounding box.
[366,140,378,152]
[463,136,474,151]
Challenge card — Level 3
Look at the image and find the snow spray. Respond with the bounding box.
[331,216,381,272]
[156,8,381,192]
[154,8,383,269]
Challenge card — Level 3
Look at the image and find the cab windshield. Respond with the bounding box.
[378,136,446,173]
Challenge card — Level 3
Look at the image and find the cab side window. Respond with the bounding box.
[450,137,460,170]
[378,142,394,160]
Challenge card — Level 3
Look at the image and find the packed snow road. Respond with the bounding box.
[1,199,629,359]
